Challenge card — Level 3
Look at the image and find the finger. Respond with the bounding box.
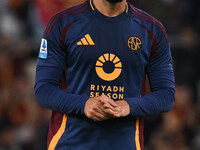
[95,101,113,117]
[114,113,121,117]
[98,105,115,118]
[99,98,113,109]
[104,99,118,108]
[99,104,117,115]
[89,111,105,121]
[103,96,118,107]
[93,111,108,121]
[106,109,119,117]
[99,96,118,107]
[99,98,117,110]
[103,103,120,112]
[92,116,102,122]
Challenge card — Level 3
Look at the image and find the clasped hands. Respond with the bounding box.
[84,95,130,121]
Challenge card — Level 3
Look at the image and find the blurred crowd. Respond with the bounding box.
[0,0,199,150]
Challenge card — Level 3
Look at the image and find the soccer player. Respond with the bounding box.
[34,0,175,149]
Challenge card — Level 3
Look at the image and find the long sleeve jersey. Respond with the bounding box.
[34,1,175,150]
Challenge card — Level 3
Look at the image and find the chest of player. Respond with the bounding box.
[65,20,151,76]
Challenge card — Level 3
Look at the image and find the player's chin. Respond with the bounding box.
[106,0,123,4]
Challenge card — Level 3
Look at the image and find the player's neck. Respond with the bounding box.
[93,0,127,17]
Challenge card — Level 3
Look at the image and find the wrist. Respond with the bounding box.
[81,96,91,115]
[123,98,134,116]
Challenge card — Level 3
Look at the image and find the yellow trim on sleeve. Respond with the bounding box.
[48,114,68,150]
[135,117,141,150]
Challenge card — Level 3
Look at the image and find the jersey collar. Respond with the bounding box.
[89,0,129,22]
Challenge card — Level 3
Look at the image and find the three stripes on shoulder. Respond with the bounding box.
[77,34,95,45]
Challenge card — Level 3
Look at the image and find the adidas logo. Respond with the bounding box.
[77,34,95,45]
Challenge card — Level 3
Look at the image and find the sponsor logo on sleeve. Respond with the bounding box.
[39,38,48,59]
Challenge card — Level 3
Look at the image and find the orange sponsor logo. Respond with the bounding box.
[95,53,122,81]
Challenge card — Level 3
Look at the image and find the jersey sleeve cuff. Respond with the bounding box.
[124,97,140,116]
[80,96,90,115]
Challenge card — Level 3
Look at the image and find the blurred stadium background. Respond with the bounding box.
[0,0,199,149]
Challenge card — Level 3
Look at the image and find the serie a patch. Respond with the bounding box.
[39,38,48,59]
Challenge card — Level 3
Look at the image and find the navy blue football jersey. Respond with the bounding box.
[35,0,175,150]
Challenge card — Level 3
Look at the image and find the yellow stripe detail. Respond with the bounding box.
[81,38,89,45]
[104,53,109,61]
[135,117,141,150]
[85,34,95,45]
[115,62,122,68]
[90,0,94,10]
[113,57,120,64]
[110,54,115,61]
[77,41,82,45]
[99,56,106,63]
[48,114,68,150]
[96,60,103,66]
